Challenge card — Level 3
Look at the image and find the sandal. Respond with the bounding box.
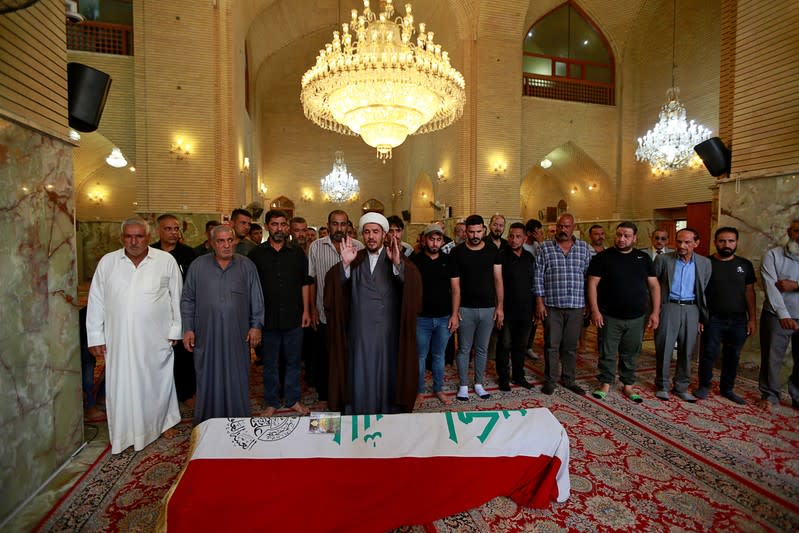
[626,392,644,403]
[591,390,607,400]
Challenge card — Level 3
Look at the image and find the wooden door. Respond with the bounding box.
[686,201,712,256]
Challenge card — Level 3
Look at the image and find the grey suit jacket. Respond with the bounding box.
[642,246,674,259]
[653,251,712,324]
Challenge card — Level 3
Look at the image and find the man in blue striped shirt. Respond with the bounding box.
[534,213,592,395]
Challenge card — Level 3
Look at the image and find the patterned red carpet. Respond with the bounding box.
[37,335,799,532]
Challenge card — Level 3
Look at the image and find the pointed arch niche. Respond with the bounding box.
[521,141,611,221]
[411,172,435,223]
[269,196,295,220]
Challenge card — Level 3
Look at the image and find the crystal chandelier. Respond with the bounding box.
[105,147,127,168]
[301,0,466,160]
[635,0,711,176]
[320,151,360,203]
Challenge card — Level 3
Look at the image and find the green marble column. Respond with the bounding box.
[0,118,82,522]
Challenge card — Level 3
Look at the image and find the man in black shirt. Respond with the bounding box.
[411,224,460,407]
[695,227,756,404]
[152,213,198,405]
[248,210,312,416]
[485,214,508,250]
[451,214,504,401]
[194,220,220,256]
[587,221,660,402]
[497,223,535,391]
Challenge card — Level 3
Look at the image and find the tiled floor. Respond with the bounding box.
[5,423,109,533]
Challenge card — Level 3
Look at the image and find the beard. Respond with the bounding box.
[788,240,799,256]
[717,247,735,257]
[331,230,345,242]
[271,231,286,242]
[468,236,482,246]
[425,245,440,254]
[491,230,503,240]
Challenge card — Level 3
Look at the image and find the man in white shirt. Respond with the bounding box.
[758,218,799,411]
[86,217,182,454]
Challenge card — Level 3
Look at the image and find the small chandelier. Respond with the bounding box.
[320,151,360,203]
[301,0,466,160]
[635,0,711,176]
[105,147,127,168]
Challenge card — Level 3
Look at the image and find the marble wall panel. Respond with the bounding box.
[718,173,799,365]
[0,118,81,521]
[77,213,221,282]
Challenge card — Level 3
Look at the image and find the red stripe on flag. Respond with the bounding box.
[167,455,561,532]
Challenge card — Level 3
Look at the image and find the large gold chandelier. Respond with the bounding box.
[301,0,465,160]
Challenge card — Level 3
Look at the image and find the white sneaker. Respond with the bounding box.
[474,384,491,400]
[456,386,469,401]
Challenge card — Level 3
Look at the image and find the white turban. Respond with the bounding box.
[359,212,389,233]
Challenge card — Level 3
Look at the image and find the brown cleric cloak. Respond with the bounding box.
[323,249,422,413]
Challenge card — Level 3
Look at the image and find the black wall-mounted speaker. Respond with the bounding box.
[401,210,411,222]
[694,137,731,177]
[67,62,111,133]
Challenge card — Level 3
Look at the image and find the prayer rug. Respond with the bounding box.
[38,333,799,532]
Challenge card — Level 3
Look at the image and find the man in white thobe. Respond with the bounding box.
[86,217,183,454]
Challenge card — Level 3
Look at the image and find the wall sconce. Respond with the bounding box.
[540,158,552,169]
[588,183,597,191]
[301,191,313,203]
[391,189,403,200]
[570,186,578,195]
[243,157,250,171]
[258,182,268,197]
[420,191,428,199]
[88,190,104,204]
[492,161,507,175]
[170,138,191,159]
[436,168,446,182]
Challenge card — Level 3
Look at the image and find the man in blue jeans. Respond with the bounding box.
[411,224,460,407]
[450,214,504,401]
[695,227,756,404]
[249,209,312,416]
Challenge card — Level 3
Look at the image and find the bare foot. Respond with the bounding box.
[414,394,425,410]
[755,399,773,412]
[184,396,196,408]
[261,406,277,417]
[84,406,106,422]
[288,402,309,416]
[435,391,452,405]
[162,427,179,439]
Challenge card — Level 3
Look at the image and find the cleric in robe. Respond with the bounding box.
[324,212,423,415]
[181,225,264,425]
[86,217,182,454]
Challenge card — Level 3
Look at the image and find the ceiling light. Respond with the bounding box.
[320,151,359,203]
[301,0,465,160]
[635,0,711,175]
[105,147,127,168]
[540,158,552,169]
